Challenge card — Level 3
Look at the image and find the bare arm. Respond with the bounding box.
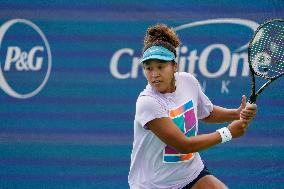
[203,96,257,124]
[202,95,248,123]
[147,117,246,154]
[202,105,240,124]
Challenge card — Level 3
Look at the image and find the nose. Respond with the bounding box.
[151,69,160,78]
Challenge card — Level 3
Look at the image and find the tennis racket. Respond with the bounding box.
[248,19,284,103]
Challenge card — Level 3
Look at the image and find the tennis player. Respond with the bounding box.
[128,23,257,189]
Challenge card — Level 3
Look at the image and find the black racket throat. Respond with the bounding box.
[248,73,270,104]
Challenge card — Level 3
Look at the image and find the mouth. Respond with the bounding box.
[152,80,162,86]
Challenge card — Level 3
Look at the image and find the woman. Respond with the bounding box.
[128,23,257,189]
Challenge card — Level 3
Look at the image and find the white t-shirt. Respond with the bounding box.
[128,72,213,189]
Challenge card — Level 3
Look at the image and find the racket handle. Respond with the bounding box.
[246,102,257,108]
[247,101,253,105]
[248,95,256,104]
[246,102,252,106]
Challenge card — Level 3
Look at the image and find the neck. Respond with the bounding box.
[169,78,176,93]
[163,77,176,94]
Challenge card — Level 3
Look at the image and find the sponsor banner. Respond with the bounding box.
[110,18,260,95]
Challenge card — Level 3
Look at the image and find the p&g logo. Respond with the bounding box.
[0,19,51,99]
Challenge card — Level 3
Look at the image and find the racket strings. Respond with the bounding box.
[250,21,284,78]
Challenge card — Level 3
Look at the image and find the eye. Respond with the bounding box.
[158,64,164,69]
[145,67,152,71]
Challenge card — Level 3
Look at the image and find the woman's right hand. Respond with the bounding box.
[227,120,248,138]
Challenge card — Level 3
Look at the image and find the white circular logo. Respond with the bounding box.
[0,19,52,99]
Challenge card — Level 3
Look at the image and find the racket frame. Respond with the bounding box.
[247,19,284,103]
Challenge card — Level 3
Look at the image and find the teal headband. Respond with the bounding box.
[141,45,175,64]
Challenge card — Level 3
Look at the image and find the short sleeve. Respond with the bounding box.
[135,96,168,129]
[196,82,213,119]
[176,72,213,120]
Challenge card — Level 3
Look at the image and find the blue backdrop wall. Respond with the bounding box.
[0,1,284,188]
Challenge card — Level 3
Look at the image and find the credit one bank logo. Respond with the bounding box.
[110,18,260,93]
[0,19,52,99]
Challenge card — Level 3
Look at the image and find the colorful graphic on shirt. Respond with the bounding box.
[163,100,197,163]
